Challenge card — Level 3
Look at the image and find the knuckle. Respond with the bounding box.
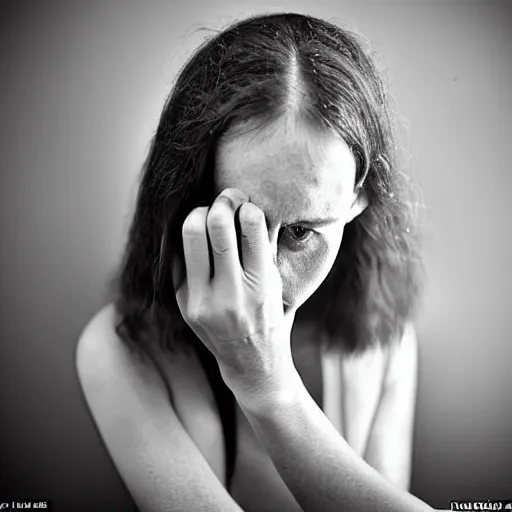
[219,187,249,205]
[224,303,247,328]
[239,202,265,227]
[207,207,231,231]
[182,221,202,237]
[186,308,200,324]
[211,243,230,256]
[215,193,237,212]
[187,302,209,325]
[182,208,207,236]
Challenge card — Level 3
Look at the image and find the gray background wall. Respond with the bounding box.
[1,0,511,510]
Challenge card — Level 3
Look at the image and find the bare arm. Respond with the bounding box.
[174,188,446,512]
[75,305,244,512]
[364,322,419,490]
[238,366,433,512]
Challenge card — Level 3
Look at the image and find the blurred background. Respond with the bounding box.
[1,0,511,510]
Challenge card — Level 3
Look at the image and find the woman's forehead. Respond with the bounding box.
[214,116,357,222]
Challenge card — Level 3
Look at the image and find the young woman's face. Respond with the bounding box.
[214,114,364,312]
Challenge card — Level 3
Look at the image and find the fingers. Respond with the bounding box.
[238,202,272,280]
[182,206,210,296]
[183,188,261,295]
[207,188,249,283]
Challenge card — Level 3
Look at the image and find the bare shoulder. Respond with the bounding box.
[75,303,168,406]
[75,303,241,512]
[76,302,137,384]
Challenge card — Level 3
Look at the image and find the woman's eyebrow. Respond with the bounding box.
[291,217,341,228]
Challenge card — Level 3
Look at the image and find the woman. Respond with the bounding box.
[76,12,437,512]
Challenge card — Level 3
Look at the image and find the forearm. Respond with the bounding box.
[239,369,433,512]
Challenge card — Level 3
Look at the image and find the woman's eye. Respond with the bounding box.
[288,225,313,243]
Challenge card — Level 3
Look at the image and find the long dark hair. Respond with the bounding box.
[107,12,422,360]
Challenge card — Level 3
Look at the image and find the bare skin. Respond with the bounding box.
[173,187,431,511]
[76,303,416,512]
[76,114,425,511]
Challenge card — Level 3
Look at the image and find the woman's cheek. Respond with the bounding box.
[278,237,336,308]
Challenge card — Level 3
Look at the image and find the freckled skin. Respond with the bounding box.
[214,114,363,310]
